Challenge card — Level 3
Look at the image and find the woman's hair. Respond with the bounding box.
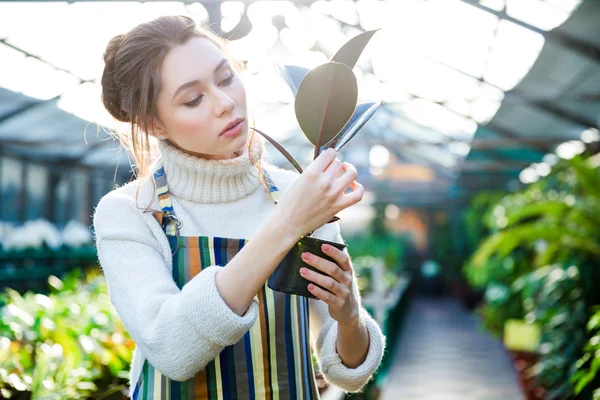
[100,15,270,211]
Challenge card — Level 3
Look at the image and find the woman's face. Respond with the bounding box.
[155,36,248,160]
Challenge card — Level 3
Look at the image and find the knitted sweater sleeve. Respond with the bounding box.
[309,222,386,393]
[92,190,259,382]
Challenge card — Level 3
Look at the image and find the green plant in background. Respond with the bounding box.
[573,307,600,399]
[463,152,600,399]
[469,155,600,271]
[473,254,527,337]
[345,233,407,276]
[0,268,134,399]
[351,256,398,293]
[344,202,411,292]
[428,213,460,279]
[464,191,508,255]
[512,265,588,399]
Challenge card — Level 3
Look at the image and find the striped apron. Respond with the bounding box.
[131,160,320,400]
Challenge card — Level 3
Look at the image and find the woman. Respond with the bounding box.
[93,14,385,399]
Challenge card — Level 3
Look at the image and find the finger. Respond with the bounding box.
[332,162,358,194]
[322,243,352,273]
[301,267,347,298]
[308,283,344,307]
[323,158,344,181]
[302,252,347,284]
[307,148,337,173]
[336,180,364,209]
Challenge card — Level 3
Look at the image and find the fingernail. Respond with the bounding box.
[322,244,330,252]
[302,252,310,260]
[300,268,307,275]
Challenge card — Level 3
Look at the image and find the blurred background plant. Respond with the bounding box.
[0,267,134,399]
[513,265,589,399]
[573,307,600,399]
[460,151,600,399]
[345,202,413,292]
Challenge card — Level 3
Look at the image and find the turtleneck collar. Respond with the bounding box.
[157,137,263,204]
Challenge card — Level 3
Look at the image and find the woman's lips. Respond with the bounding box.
[220,119,244,138]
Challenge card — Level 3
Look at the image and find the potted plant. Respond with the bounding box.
[252,30,381,298]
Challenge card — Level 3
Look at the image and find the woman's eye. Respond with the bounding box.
[184,95,203,108]
[220,73,234,86]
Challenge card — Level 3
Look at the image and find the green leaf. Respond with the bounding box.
[273,63,309,97]
[319,101,381,154]
[294,62,358,159]
[588,312,600,331]
[331,29,379,69]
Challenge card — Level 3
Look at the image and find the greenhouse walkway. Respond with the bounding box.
[380,296,525,400]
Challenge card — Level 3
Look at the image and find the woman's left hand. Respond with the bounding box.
[300,243,360,326]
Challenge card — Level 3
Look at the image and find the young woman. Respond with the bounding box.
[93,15,385,399]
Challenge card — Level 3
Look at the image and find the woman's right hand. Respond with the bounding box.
[273,148,364,239]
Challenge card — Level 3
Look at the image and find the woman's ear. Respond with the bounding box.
[148,119,169,141]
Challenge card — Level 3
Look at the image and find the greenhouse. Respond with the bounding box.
[1,0,599,399]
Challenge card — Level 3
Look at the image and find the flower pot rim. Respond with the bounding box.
[302,235,347,248]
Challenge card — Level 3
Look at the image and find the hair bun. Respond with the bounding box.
[101,34,131,122]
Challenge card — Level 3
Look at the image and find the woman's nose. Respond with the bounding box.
[213,90,235,117]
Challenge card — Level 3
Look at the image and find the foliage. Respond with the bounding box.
[345,203,411,293]
[473,253,527,337]
[253,30,380,173]
[463,191,507,254]
[513,265,588,399]
[468,155,600,273]
[573,307,600,398]
[463,152,600,399]
[428,213,462,279]
[346,203,409,273]
[351,256,399,294]
[0,268,134,399]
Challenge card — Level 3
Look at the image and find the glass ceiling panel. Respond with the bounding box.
[0,0,585,178]
[506,0,583,31]
[484,19,545,90]
[0,44,79,100]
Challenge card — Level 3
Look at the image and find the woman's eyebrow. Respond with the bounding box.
[172,58,229,100]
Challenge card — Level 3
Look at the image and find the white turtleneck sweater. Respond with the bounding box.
[92,137,385,396]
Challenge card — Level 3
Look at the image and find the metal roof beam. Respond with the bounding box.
[483,122,549,154]
[469,138,567,150]
[461,0,600,63]
[421,53,600,135]
[0,39,91,123]
[460,160,531,172]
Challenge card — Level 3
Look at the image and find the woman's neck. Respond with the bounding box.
[167,140,242,160]
[156,138,263,204]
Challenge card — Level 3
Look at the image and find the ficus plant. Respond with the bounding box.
[254,29,383,298]
[252,29,381,228]
[263,30,380,157]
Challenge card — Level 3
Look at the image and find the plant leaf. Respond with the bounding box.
[320,101,381,154]
[273,63,310,97]
[250,127,304,174]
[294,62,358,160]
[331,29,380,69]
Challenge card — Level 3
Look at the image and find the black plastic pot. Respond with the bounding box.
[268,235,348,299]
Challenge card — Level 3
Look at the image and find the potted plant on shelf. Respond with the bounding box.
[252,29,381,298]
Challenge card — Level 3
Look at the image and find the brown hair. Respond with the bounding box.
[100,15,270,212]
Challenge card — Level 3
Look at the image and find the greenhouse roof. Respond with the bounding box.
[1,0,598,206]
